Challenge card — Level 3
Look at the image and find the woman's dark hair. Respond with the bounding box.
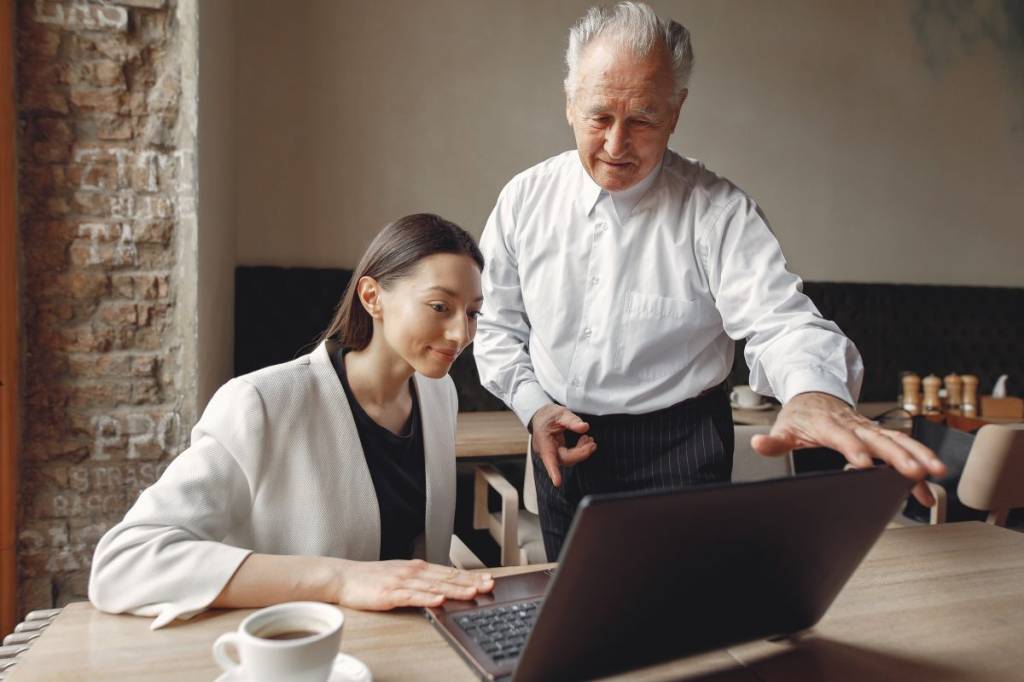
[319,213,484,350]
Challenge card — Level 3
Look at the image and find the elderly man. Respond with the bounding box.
[474,1,943,559]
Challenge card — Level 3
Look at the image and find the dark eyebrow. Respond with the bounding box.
[425,286,484,303]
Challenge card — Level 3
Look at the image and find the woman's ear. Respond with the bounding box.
[356,276,383,319]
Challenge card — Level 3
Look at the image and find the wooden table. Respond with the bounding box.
[455,411,528,458]
[733,401,1024,430]
[728,522,1024,681]
[731,401,902,426]
[457,403,908,456]
[8,522,1023,681]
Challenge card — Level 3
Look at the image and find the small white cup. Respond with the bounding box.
[212,602,344,682]
[730,385,764,409]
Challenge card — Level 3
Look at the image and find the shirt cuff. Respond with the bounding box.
[510,381,553,429]
[774,367,856,406]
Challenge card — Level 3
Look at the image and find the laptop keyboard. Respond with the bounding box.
[453,599,542,663]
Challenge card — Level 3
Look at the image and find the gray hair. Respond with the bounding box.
[564,2,693,102]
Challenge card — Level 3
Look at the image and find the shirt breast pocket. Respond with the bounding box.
[618,291,711,381]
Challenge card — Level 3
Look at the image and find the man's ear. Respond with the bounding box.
[669,88,687,133]
[565,97,574,127]
[356,276,383,319]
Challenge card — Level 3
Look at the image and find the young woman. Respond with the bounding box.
[89,214,494,628]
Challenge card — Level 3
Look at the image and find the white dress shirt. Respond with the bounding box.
[89,341,458,629]
[474,150,863,426]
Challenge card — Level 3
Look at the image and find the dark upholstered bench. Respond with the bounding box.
[236,266,1024,405]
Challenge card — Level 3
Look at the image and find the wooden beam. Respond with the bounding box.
[0,0,20,636]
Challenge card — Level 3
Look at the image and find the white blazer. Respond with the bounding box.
[89,341,459,629]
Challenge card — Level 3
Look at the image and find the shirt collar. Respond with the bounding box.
[576,153,664,217]
[577,156,604,217]
[609,158,662,217]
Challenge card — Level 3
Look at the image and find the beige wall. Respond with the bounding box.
[234,0,1023,287]
[198,0,237,407]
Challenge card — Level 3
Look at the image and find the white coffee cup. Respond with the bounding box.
[730,385,764,409]
[212,601,344,682]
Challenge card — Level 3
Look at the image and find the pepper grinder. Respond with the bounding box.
[922,374,942,414]
[961,374,979,418]
[901,373,922,415]
[944,373,963,414]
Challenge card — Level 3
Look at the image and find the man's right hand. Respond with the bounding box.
[530,404,597,487]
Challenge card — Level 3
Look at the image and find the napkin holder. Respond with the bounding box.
[980,396,1024,420]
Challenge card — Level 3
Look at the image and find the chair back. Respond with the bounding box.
[732,425,794,482]
[524,436,539,514]
[958,423,1024,526]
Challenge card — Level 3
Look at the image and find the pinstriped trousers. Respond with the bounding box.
[531,387,734,561]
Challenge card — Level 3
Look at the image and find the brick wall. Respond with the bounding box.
[15,0,197,613]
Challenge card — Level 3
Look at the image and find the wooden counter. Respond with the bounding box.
[8,523,1023,681]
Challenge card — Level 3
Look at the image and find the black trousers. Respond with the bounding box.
[532,387,734,561]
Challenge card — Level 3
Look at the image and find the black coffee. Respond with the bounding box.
[260,630,318,641]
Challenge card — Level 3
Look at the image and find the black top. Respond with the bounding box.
[331,349,427,560]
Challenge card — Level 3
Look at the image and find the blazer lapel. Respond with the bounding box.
[310,341,381,560]
[414,373,456,564]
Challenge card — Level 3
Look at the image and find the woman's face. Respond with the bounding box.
[369,253,483,379]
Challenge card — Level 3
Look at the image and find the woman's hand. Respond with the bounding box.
[212,554,493,611]
[330,558,494,610]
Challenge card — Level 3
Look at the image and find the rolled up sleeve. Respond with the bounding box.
[701,196,863,406]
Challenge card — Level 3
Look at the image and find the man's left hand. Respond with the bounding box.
[751,392,947,506]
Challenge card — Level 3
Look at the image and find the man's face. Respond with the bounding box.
[567,37,685,192]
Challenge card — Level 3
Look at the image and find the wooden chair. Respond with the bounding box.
[449,534,486,570]
[450,437,544,569]
[471,437,545,567]
[0,608,62,678]
[925,423,1024,526]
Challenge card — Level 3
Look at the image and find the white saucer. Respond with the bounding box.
[214,653,372,682]
[730,401,773,411]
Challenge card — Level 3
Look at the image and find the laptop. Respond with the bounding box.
[425,466,910,681]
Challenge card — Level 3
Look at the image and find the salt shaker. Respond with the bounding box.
[961,374,979,418]
[922,375,942,415]
[901,373,922,415]
[944,373,962,413]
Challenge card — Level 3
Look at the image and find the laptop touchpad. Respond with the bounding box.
[436,569,554,613]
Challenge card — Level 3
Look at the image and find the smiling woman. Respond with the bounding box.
[320,214,483,352]
[88,214,494,628]
[321,214,484,436]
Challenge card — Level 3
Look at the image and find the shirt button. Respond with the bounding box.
[571,378,581,388]
[590,276,600,286]
[583,327,592,338]
[596,223,606,233]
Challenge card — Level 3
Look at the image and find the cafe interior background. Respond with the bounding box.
[1,0,1022,635]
